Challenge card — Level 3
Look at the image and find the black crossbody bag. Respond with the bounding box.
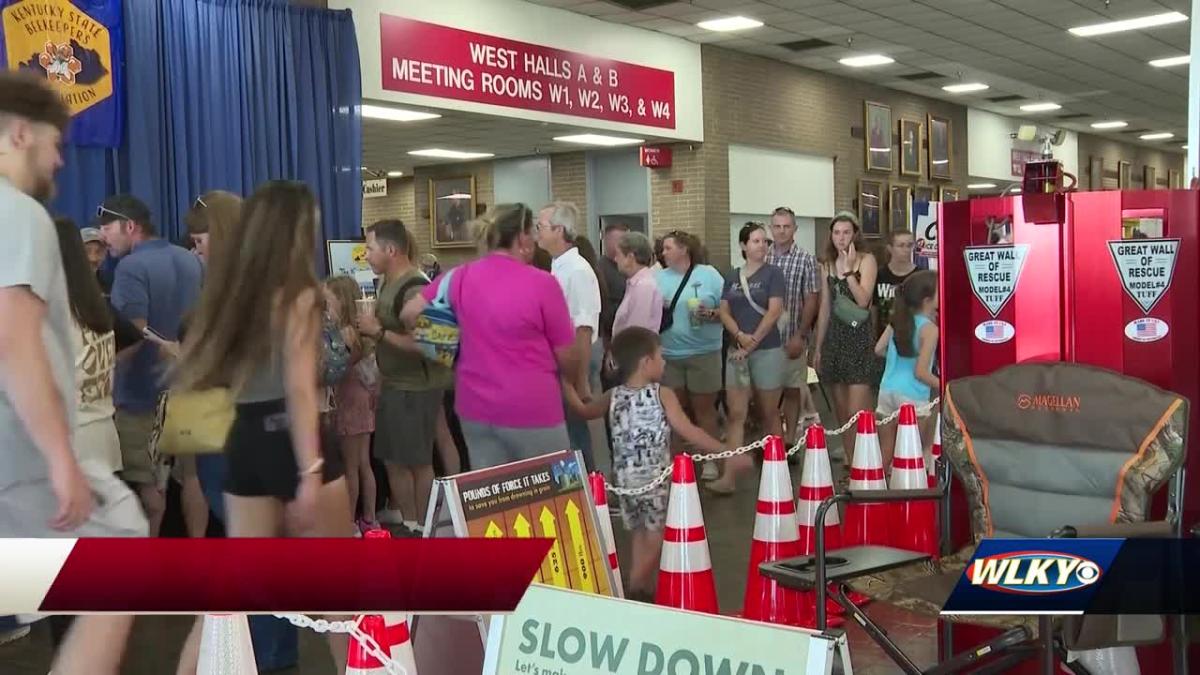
[659,265,695,333]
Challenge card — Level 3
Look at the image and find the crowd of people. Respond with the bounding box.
[0,71,940,672]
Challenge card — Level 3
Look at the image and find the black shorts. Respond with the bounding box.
[224,399,345,499]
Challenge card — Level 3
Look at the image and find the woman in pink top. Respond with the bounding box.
[611,231,663,336]
[402,204,581,469]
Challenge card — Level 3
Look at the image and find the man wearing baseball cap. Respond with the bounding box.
[97,193,203,535]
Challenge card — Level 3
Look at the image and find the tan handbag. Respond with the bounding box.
[151,387,236,456]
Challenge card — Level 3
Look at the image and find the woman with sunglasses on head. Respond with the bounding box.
[653,231,725,469]
[400,204,581,470]
[712,222,787,494]
[173,181,351,673]
[814,212,878,468]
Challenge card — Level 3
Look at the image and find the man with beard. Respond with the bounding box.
[0,71,147,674]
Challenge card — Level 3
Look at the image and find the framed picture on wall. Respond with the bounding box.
[899,119,922,177]
[927,114,952,180]
[1169,169,1182,189]
[1144,166,1157,190]
[940,186,960,202]
[429,176,477,249]
[864,101,894,172]
[913,185,935,205]
[889,183,912,231]
[858,179,884,236]
[598,214,648,253]
[1090,156,1105,190]
[1118,161,1132,190]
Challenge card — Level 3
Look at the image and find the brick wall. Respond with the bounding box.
[360,177,415,233]
[650,45,970,269]
[358,154,590,268]
[550,152,589,227]
[1077,134,1187,190]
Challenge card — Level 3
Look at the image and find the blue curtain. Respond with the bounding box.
[52,0,362,262]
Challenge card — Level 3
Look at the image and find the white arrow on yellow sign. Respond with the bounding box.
[564,499,595,593]
[538,506,568,588]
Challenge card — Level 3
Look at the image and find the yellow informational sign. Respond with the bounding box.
[429,451,614,597]
[3,0,114,115]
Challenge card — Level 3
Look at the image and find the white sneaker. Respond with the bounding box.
[377,509,405,525]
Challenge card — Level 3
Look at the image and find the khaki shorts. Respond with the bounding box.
[115,410,158,487]
[725,347,786,390]
[663,351,723,395]
[782,351,809,389]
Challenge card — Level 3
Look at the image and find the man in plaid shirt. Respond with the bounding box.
[766,207,822,445]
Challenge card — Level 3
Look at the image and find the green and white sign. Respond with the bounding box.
[483,584,849,675]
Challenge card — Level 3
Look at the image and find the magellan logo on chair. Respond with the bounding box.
[1015,393,1081,412]
[967,551,1102,594]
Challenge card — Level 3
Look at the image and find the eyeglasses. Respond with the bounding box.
[96,205,133,222]
[193,196,208,209]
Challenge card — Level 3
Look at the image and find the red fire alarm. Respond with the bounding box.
[640,145,673,168]
[672,180,684,194]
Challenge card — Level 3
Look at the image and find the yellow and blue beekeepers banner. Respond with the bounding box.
[0,0,123,147]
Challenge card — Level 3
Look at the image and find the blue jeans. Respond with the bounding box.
[194,453,298,670]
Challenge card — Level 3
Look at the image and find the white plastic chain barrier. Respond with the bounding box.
[606,398,941,497]
[272,613,408,675]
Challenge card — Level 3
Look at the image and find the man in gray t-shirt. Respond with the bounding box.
[0,71,145,671]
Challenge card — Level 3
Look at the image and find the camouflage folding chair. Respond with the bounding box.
[761,362,1189,674]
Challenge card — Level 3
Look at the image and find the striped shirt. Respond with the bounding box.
[766,241,820,342]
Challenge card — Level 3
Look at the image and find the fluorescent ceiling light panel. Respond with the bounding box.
[1149,55,1190,67]
[839,54,894,67]
[1068,12,1187,37]
[553,134,644,147]
[697,16,763,32]
[437,193,472,200]
[1140,132,1175,140]
[361,104,442,122]
[408,148,495,159]
[943,82,989,93]
[1090,120,1128,129]
[967,183,997,189]
[387,171,404,177]
[1020,102,1062,112]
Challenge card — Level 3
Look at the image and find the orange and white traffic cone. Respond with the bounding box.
[797,425,842,554]
[656,454,719,614]
[928,412,942,488]
[589,472,624,598]
[843,413,894,547]
[347,613,418,675]
[197,614,257,675]
[796,424,846,625]
[890,403,938,557]
[741,436,805,625]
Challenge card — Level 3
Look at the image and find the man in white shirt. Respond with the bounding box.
[538,201,602,469]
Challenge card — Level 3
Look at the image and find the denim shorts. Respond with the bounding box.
[725,347,786,390]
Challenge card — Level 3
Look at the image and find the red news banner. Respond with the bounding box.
[379,15,677,129]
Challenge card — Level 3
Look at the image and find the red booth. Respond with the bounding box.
[938,184,1200,672]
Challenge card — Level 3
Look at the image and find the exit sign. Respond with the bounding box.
[640,145,673,168]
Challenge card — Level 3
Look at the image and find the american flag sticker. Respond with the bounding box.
[974,320,1015,344]
[1125,318,1168,343]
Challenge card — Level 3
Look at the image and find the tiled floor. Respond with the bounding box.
[1,407,939,674]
